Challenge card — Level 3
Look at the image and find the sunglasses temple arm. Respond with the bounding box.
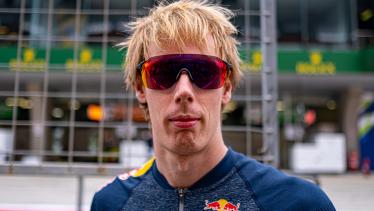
[136,61,145,72]
[227,64,233,77]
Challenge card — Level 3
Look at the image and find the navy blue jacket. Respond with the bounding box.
[91,149,335,211]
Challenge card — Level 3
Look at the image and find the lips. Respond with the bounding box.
[169,115,201,129]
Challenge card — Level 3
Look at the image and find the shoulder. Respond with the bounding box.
[90,158,155,211]
[233,152,335,211]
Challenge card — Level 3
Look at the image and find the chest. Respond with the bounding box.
[122,176,261,211]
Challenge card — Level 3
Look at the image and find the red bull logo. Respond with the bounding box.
[204,199,240,211]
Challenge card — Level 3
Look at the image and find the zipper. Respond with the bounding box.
[178,188,186,211]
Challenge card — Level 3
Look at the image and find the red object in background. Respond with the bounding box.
[348,150,360,171]
[304,109,316,126]
[362,157,371,176]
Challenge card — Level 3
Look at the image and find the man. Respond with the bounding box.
[91,1,335,210]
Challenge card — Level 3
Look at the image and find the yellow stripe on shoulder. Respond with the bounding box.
[130,157,155,177]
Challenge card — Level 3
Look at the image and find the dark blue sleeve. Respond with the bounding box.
[90,177,138,211]
[236,157,335,211]
[267,176,336,211]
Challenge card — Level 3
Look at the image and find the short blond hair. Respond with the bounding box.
[118,0,242,91]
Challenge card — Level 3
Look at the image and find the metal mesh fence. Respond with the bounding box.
[0,0,278,176]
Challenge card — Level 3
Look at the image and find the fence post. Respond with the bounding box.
[77,175,84,211]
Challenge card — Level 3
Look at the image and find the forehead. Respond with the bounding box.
[145,34,218,59]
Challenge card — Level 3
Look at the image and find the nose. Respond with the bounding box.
[173,71,194,104]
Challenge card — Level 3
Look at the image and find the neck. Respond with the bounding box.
[154,139,228,188]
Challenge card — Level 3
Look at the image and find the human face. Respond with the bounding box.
[135,37,232,156]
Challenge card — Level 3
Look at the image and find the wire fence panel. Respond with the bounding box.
[0,0,279,175]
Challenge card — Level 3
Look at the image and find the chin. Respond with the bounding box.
[171,133,203,155]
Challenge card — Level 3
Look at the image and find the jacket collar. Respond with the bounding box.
[151,148,237,190]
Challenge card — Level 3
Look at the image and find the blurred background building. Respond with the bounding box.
[0,0,373,172]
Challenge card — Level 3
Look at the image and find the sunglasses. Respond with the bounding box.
[137,54,231,90]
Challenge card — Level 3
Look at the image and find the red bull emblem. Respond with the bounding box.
[204,199,240,211]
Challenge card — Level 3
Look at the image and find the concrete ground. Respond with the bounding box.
[319,174,374,211]
[0,173,373,211]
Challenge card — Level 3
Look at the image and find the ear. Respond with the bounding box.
[222,81,232,105]
[135,83,147,104]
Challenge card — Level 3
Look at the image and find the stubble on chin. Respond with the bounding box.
[171,131,200,155]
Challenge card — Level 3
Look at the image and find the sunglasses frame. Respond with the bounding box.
[136,54,232,90]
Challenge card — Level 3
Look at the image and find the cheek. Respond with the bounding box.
[201,93,223,122]
[146,93,169,122]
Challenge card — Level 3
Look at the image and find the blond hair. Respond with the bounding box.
[119,0,242,89]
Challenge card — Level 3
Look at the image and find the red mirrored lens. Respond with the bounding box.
[139,54,230,90]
